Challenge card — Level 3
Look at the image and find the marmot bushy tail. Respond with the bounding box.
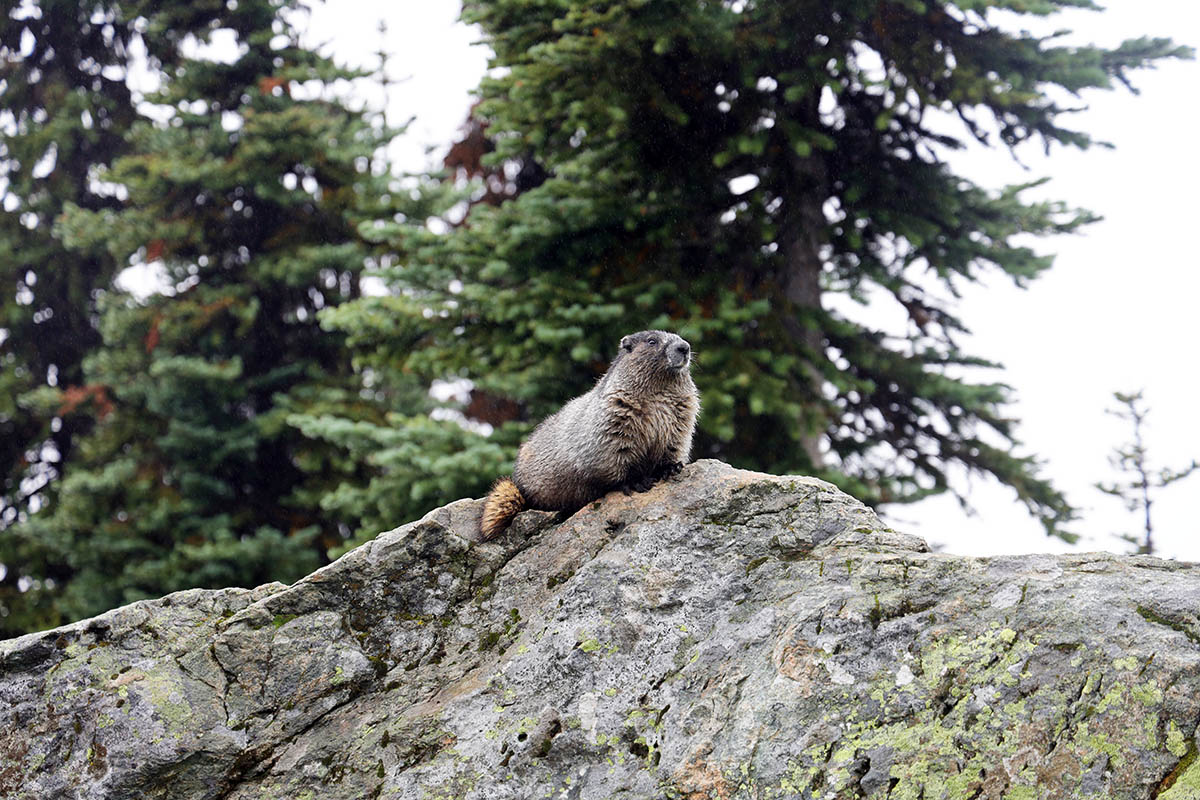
[480,477,526,540]
[479,330,700,540]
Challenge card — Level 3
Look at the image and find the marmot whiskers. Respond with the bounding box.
[480,330,700,540]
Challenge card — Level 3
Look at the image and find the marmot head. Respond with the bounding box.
[610,330,692,387]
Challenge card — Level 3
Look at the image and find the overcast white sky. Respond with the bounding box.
[298,1,1200,560]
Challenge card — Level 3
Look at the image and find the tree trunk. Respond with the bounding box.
[778,146,830,471]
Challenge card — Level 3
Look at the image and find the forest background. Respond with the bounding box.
[1,0,1196,637]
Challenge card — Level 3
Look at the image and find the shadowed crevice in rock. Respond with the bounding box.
[2,460,1199,799]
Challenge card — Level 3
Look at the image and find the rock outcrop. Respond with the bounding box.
[3,460,1200,799]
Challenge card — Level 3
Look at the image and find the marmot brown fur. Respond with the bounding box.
[479,330,700,540]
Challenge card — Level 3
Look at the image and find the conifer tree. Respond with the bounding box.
[289,119,521,554]
[1096,390,1198,556]
[1,3,146,623]
[324,0,1189,542]
[0,0,395,634]
[0,1,258,632]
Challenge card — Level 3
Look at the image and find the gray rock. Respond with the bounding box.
[2,459,1199,799]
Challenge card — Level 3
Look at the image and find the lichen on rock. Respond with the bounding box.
[2,460,1199,799]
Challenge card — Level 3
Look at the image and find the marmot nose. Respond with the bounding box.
[669,340,690,367]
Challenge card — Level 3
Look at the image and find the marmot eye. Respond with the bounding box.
[645,338,657,346]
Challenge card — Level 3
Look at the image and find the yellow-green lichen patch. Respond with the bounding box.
[1002,784,1039,800]
[1166,720,1189,758]
[1095,684,1127,714]
[1144,713,1161,749]
[1113,655,1139,671]
[417,767,479,800]
[1130,679,1163,707]
[777,758,823,795]
[44,643,121,704]
[141,673,194,737]
[1076,724,1124,768]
